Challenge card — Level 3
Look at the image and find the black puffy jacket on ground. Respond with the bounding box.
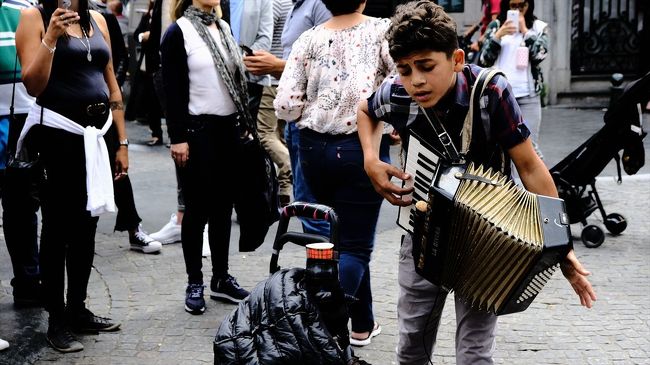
[214,268,347,365]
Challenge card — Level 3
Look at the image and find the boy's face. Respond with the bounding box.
[395,49,464,109]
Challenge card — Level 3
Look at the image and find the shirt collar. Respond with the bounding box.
[293,0,305,9]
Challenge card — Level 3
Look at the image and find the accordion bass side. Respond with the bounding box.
[412,162,572,315]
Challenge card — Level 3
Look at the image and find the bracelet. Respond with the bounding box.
[41,39,56,54]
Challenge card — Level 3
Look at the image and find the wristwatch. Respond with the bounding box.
[119,139,129,148]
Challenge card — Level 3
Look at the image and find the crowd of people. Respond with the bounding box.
[0,0,599,362]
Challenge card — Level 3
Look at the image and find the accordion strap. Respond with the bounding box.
[418,105,461,161]
[419,68,505,163]
[461,68,505,155]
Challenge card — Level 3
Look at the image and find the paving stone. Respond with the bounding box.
[0,108,648,364]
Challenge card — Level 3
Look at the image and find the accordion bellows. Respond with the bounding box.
[448,164,543,313]
[413,162,571,315]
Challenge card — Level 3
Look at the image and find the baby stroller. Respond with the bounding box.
[214,202,369,365]
[550,72,649,248]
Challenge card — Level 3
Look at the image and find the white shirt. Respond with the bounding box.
[495,32,530,98]
[17,104,115,216]
[177,17,237,116]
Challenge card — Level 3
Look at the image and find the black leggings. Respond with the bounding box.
[38,124,101,318]
[178,114,240,284]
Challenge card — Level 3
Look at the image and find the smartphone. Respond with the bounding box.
[239,44,254,57]
[507,10,520,32]
[59,0,71,9]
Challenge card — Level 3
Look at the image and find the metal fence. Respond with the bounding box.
[570,0,643,75]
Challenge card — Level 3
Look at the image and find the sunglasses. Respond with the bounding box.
[509,1,528,10]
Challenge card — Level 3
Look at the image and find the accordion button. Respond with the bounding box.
[559,212,570,225]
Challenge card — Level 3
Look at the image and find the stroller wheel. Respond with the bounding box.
[604,213,627,235]
[581,225,605,248]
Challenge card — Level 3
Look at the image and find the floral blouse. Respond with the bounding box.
[274,17,394,135]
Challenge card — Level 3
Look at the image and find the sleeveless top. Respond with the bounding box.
[38,15,111,126]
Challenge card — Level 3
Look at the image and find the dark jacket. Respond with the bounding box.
[133,11,157,74]
[214,268,347,365]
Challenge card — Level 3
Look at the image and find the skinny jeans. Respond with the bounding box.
[38,110,109,318]
[299,128,390,333]
[177,114,239,284]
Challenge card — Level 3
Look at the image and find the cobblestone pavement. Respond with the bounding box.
[0,107,648,365]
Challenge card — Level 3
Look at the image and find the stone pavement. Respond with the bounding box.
[0,106,648,365]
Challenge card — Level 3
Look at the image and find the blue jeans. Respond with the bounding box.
[285,123,329,235]
[299,128,390,332]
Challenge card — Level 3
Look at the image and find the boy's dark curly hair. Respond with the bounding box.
[386,1,458,61]
[320,0,365,16]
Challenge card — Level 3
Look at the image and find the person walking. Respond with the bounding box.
[161,0,253,314]
[243,0,331,235]
[0,0,40,308]
[128,0,164,146]
[220,0,272,121]
[16,0,124,352]
[479,0,548,157]
[275,0,395,347]
[254,0,292,206]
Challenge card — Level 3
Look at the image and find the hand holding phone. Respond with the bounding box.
[240,44,254,57]
[507,10,520,33]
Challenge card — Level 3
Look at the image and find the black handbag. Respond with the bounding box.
[234,130,281,252]
[6,54,41,172]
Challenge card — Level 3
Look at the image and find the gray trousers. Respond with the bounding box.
[516,94,543,159]
[397,234,497,365]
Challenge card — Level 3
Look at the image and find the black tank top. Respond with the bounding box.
[38,16,111,126]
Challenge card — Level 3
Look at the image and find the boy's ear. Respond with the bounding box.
[452,49,465,72]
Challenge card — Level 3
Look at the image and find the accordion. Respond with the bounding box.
[398,134,572,315]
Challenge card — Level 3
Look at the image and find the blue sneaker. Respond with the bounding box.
[210,275,249,304]
[184,284,205,315]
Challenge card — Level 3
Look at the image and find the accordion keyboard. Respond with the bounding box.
[398,135,440,233]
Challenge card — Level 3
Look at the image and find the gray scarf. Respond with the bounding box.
[183,6,255,135]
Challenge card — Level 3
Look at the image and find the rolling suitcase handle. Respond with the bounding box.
[269,201,339,274]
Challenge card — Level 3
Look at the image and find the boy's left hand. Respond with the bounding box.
[560,249,597,308]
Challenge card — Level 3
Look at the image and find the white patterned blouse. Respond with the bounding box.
[274,17,394,135]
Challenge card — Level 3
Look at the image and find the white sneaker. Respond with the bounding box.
[130,224,163,254]
[0,338,9,351]
[150,214,182,244]
[202,224,211,257]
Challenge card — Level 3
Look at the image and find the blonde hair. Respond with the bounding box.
[172,0,222,21]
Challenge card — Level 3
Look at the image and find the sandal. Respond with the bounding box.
[146,137,163,146]
[349,322,381,347]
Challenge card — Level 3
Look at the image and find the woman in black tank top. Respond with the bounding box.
[16,0,125,353]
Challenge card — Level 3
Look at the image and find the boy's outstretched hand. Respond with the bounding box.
[561,250,597,308]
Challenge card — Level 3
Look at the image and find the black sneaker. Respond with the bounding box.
[210,275,250,304]
[47,322,84,353]
[129,224,162,254]
[67,308,121,333]
[185,284,206,314]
